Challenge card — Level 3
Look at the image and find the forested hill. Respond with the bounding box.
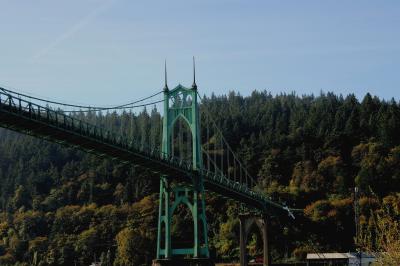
[0,91,399,265]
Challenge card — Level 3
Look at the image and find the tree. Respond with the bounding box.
[114,228,136,266]
[359,194,400,265]
[11,186,30,211]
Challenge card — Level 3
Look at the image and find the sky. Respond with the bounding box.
[0,0,400,107]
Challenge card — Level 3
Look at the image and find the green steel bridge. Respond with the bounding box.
[0,71,295,265]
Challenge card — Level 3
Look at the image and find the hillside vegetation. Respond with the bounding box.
[0,91,399,265]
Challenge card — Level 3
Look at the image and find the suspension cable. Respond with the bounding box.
[198,91,257,187]
[0,86,163,110]
[62,99,164,113]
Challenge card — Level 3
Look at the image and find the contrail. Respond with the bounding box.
[30,0,117,63]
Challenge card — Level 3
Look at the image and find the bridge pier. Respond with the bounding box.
[156,84,211,263]
[156,176,209,260]
[239,214,270,266]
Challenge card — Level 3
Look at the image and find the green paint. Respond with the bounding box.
[156,84,209,259]
[0,89,292,259]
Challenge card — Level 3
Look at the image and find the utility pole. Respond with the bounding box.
[354,187,361,266]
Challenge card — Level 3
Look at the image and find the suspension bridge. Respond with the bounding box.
[0,65,295,266]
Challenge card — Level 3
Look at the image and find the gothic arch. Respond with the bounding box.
[157,84,209,259]
[239,215,270,266]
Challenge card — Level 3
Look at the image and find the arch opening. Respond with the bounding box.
[171,116,193,163]
[159,219,166,250]
[246,222,263,263]
[171,202,195,253]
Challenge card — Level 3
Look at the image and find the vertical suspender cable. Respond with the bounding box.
[158,113,163,151]
[130,109,134,145]
[197,91,257,188]
[171,124,174,158]
[149,112,153,151]
[220,130,223,175]
[240,165,243,186]
[187,125,190,160]
[178,120,182,158]
[213,127,217,173]
[207,114,210,172]
[227,148,230,180]
[120,110,124,138]
[234,158,237,182]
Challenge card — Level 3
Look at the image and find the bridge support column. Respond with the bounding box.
[155,83,212,265]
[262,218,269,266]
[239,216,247,266]
[157,176,171,259]
[239,214,270,266]
[155,175,210,263]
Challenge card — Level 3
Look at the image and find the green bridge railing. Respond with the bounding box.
[0,88,292,215]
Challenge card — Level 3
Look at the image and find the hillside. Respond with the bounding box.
[0,91,399,265]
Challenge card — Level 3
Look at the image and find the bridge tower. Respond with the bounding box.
[154,62,211,265]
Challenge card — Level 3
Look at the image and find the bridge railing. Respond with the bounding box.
[0,89,196,171]
[0,89,292,214]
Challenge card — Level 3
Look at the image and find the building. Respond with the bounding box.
[306,252,375,266]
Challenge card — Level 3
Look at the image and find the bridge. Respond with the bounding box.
[0,67,294,266]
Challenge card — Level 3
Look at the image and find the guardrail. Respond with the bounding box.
[0,89,292,215]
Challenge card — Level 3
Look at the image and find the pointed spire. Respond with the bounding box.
[164,59,169,92]
[192,56,197,90]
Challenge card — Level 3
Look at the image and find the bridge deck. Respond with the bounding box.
[0,92,285,213]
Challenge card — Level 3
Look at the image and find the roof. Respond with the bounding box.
[307,253,355,260]
[307,252,375,260]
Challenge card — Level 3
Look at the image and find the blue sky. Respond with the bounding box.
[1,0,399,106]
